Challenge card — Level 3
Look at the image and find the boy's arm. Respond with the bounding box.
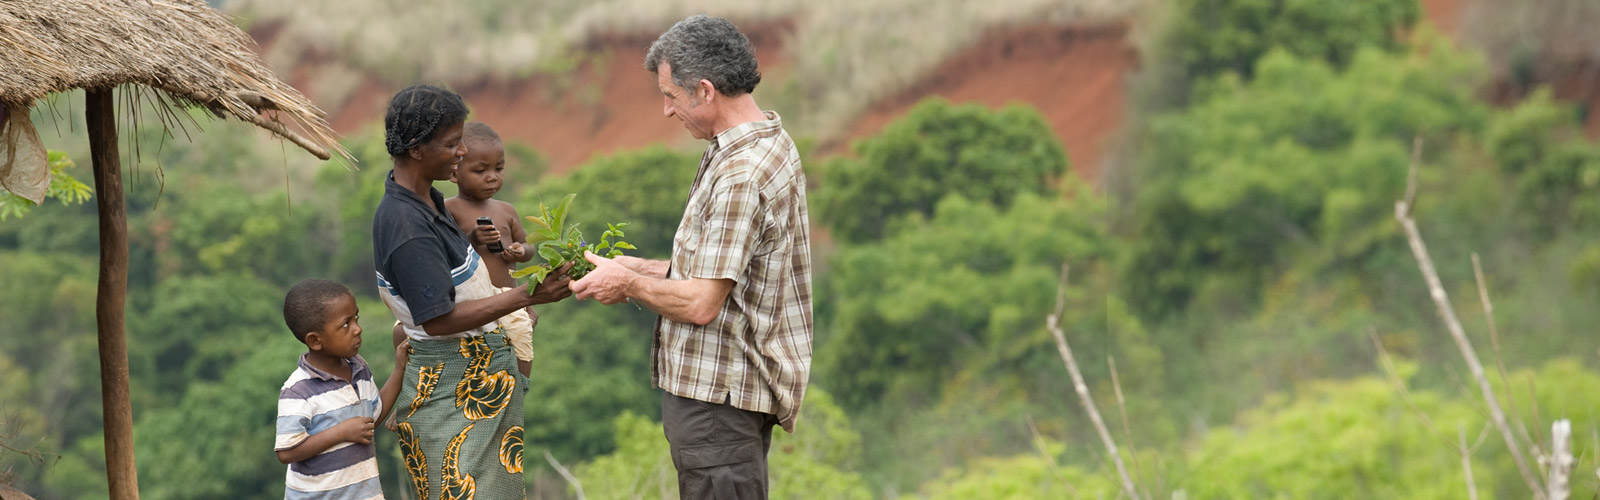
[377,341,410,423]
[275,417,375,464]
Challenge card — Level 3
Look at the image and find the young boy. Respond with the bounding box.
[275,278,407,499]
[443,122,538,376]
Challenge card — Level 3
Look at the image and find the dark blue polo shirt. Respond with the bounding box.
[372,171,472,326]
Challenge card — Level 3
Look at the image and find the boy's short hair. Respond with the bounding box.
[384,84,469,158]
[463,122,502,148]
[283,279,352,343]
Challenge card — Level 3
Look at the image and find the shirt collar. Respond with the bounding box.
[710,110,782,154]
[385,170,452,223]
[297,352,369,382]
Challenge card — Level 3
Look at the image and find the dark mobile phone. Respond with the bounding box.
[477,216,504,253]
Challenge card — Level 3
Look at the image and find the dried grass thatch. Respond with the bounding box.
[0,0,352,163]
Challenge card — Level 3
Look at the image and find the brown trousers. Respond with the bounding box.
[661,392,779,499]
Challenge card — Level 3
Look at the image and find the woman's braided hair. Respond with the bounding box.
[384,84,469,157]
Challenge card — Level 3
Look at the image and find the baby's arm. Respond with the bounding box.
[377,341,410,424]
[276,417,375,464]
[501,203,535,263]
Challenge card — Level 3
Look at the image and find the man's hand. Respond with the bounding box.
[333,417,376,446]
[571,251,636,305]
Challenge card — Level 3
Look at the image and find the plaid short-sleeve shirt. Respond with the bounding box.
[655,111,814,432]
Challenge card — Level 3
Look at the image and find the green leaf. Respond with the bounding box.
[509,264,549,279]
[613,242,637,250]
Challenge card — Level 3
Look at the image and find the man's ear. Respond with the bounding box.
[304,332,325,351]
[698,79,716,104]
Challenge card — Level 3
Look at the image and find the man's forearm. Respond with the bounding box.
[618,256,669,279]
[626,274,731,325]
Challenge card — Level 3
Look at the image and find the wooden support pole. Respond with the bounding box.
[87,87,139,500]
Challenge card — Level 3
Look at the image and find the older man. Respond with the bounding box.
[569,14,813,499]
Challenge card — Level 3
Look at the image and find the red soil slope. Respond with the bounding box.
[827,23,1135,183]
[253,20,1132,179]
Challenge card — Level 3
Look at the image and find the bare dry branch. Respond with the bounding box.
[1461,425,1480,500]
[1548,420,1572,500]
[1394,137,1546,499]
[1473,253,1538,449]
[1108,355,1152,500]
[544,450,586,500]
[1047,263,1140,500]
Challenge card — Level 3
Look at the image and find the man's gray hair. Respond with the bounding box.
[644,15,761,97]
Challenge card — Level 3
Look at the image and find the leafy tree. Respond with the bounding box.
[133,333,301,500]
[1123,42,1487,317]
[817,190,1115,409]
[1160,0,1419,94]
[813,98,1068,243]
[1484,88,1600,236]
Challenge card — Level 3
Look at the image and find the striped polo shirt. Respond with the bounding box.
[275,353,384,500]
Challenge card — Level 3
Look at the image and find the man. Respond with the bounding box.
[569,14,813,499]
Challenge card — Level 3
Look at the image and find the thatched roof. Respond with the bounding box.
[0,0,352,163]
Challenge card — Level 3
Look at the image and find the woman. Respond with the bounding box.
[371,84,570,499]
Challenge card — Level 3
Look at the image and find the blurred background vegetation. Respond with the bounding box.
[4,0,1600,498]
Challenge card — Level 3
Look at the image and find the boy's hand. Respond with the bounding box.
[394,340,410,367]
[334,417,376,445]
[472,223,502,247]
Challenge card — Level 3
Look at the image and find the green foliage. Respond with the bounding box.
[814,98,1068,243]
[908,440,1120,500]
[818,190,1111,408]
[571,388,872,500]
[1124,42,1487,317]
[510,193,635,288]
[1484,88,1600,236]
[1163,0,1419,88]
[521,299,660,461]
[134,336,303,500]
[529,146,697,258]
[0,150,93,221]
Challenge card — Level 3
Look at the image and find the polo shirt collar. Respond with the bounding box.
[385,170,451,222]
[297,352,369,382]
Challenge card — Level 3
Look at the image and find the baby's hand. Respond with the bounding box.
[472,224,502,247]
[394,340,410,367]
[334,416,376,445]
[501,242,527,263]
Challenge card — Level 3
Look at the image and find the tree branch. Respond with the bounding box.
[1047,263,1140,500]
[544,450,586,500]
[1394,137,1546,499]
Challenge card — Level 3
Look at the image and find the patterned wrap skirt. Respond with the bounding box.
[393,328,527,500]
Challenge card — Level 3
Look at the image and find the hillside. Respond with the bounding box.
[249,18,1133,181]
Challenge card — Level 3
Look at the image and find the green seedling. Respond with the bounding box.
[509,193,636,293]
